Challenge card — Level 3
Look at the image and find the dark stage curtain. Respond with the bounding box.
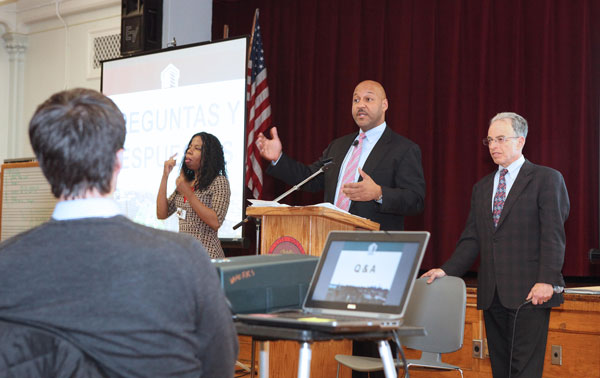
[213,0,600,277]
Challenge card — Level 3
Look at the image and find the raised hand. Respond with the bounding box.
[256,127,283,162]
[163,153,177,176]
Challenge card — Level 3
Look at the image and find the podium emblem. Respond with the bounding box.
[268,236,306,255]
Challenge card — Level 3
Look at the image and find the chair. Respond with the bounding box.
[335,276,467,377]
[0,319,107,377]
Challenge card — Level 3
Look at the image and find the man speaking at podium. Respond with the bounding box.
[256,80,425,231]
[257,80,425,378]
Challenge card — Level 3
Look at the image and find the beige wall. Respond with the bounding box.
[0,0,121,163]
[0,0,212,164]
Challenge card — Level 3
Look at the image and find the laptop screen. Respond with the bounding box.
[303,231,429,316]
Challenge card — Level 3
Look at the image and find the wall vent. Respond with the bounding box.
[88,29,121,79]
[93,33,121,69]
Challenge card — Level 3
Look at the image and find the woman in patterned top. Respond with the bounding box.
[156,132,230,259]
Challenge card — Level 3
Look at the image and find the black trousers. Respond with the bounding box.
[483,290,551,378]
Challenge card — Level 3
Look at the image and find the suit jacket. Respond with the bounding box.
[442,160,570,310]
[267,126,425,230]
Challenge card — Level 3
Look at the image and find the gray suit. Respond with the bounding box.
[442,159,569,309]
[442,159,569,378]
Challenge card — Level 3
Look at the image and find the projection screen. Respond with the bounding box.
[101,37,247,241]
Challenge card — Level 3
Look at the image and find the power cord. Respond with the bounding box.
[507,299,530,378]
[392,329,410,378]
[508,286,562,378]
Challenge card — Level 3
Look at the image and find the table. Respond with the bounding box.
[235,322,425,378]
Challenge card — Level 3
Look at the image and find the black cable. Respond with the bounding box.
[392,329,410,378]
[234,368,252,377]
[507,299,531,378]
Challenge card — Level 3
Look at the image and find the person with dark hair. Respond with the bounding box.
[157,132,230,259]
[0,88,238,377]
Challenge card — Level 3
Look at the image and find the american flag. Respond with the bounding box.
[246,10,272,199]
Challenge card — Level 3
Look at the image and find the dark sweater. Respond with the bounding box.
[0,215,238,377]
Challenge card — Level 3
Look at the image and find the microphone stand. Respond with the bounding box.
[232,159,334,247]
[273,160,332,202]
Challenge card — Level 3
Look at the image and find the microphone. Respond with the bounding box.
[523,285,564,305]
[352,140,359,147]
[320,157,334,170]
[233,157,335,230]
[272,157,334,202]
[509,284,564,378]
[553,285,564,294]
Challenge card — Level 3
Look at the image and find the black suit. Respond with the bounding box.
[269,126,425,378]
[442,159,569,377]
[267,126,425,231]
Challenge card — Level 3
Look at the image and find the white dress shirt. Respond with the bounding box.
[491,154,525,211]
[333,122,386,205]
[52,197,123,220]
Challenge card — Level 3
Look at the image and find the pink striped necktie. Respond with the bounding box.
[335,133,366,211]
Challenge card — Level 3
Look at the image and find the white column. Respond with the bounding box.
[2,32,28,159]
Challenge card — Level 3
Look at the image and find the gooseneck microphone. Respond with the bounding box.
[232,158,335,230]
[272,157,334,202]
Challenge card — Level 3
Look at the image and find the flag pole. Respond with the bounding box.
[247,8,259,64]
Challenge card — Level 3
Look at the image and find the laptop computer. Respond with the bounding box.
[234,230,429,333]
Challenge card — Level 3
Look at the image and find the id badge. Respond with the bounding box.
[176,207,187,220]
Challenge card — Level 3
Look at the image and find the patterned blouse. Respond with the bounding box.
[166,175,230,259]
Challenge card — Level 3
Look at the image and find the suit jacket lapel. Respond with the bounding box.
[481,173,495,231]
[346,127,390,213]
[362,126,392,173]
[495,160,533,230]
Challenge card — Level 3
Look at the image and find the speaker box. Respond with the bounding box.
[212,254,319,314]
[121,0,163,56]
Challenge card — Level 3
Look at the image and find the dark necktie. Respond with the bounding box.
[492,169,508,227]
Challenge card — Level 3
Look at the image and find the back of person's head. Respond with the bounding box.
[29,88,126,199]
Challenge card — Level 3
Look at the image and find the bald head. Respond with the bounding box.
[354,80,387,99]
[352,80,388,131]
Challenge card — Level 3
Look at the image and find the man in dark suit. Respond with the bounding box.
[256,80,425,231]
[422,112,569,378]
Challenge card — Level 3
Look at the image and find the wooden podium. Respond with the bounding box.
[243,205,379,378]
[246,205,379,257]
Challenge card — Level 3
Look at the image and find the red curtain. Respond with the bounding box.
[213,0,600,277]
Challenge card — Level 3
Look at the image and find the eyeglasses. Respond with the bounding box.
[482,136,520,146]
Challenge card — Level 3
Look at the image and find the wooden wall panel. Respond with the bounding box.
[237,289,600,378]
